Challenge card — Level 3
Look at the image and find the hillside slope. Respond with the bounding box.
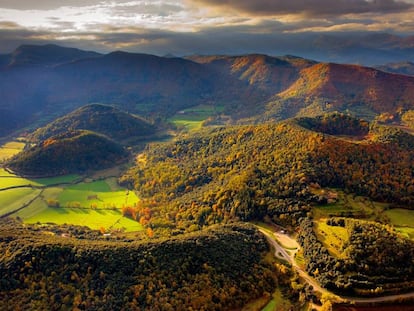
[0,219,278,310]
[264,63,414,121]
[120,113,414,231]
[30,104,156,142]
[8,130,127,177]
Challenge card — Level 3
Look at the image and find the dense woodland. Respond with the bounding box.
[30,104,157,143]
[0,219,302,310]
[297,217,414,296]
[8,130,127,177]
[120,114,414,234]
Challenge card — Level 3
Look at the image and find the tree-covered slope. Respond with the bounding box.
[120,113,414,232]
[298,217,414,296]
[264,62,414,121]
[0,219,277,311]
[8,130,127,177]
[30,104,157,143]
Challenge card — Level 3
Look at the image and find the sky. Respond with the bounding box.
[1,0,414,55]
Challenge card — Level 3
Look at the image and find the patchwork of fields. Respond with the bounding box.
[0,164,143,232]
[313,190,414,244]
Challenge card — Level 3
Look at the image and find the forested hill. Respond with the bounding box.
[8,130,127,177]
[30,104,157,143]
[0,219,277,310]
[3,44,414,137]
[120,113,414,232]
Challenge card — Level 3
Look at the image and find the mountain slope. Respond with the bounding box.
[189,54,316,95]
[3,44,414,136]
[8,130,127,177]
[120,113,414,230]
[263,62,414,121]
[30,104,156,142]
[3,44,100,68]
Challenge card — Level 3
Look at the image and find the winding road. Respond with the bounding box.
[258,226,414,306]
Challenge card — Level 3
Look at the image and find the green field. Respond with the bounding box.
[14,197,49,219]
[25,207,143,232]
[0,188,42,216]
[0,176,39,189]
[312,190,389,221]
[0,141,25,161]
[315,220,349,257]
[56,179,139,209]
[170,104,224,131]
[385,208,414,239]
[0,168,15,177]
[33,174,81,186]
[0,164,143,232]
[261,289,293,311]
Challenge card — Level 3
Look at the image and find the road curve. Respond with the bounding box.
[258,227,414,305]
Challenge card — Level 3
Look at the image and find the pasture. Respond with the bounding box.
[385,208,414,239]
[0,188,42,216]
[56,179,139,209]
[0,165,143,232]
[314,220,349,258]
[25,207,143,232]
[170,104,224,131]
[0,141,25,161]
[312,190,389,221]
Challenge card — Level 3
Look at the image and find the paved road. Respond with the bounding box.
[259,227,414,305]
[259,229,329,295]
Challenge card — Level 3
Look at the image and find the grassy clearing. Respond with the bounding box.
[0,141,25,161]
[56,180,139,209]
[32,174,81,186]
[0,170,79,189]
[385,208,414,239]
[0,188,42,216]
[14,197,48,219]
[25,208,143,232]
[170,104,224,131]
[261,289,293,311]
[385,208,414,227]
[0,168,15,177]
[0,176,39,189]
[315,220,349,258]
[312,190,388,221]
[294,249,306,269]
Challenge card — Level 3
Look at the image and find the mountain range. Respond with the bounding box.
[2,43,414,137]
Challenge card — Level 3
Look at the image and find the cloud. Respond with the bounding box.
[0,0,109,10]
[188,0,413,17]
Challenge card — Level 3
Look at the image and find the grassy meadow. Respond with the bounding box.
[0,141,25,161]
[314,220,349,257]
[0,164,143,232]
[385,208,414,239]
[56,179,139,209]
[170,104,224,131]
[0,188,42,216]
[25,207,143,232]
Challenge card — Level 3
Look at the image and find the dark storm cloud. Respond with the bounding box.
[189,0,413,16]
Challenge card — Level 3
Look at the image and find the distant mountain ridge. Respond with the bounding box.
[2,44,100,68]
[2,44,414,136]
[376,61,414,76]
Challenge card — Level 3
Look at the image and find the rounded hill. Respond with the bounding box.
[31,104,156,143]
[8,130,127,177]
